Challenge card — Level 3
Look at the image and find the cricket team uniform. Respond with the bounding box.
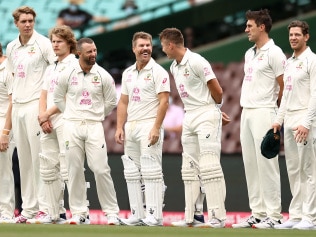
[38,54,77,221]
[170,48,226,226]
[0,59,15,221]
[53,60,120,220]
[240,39,285,222]
[120,58,170,225]
[274,47,316,228]
[6,30,55,220]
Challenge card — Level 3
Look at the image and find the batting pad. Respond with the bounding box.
[140,154,163,220]
[121,155,144,219]
[199,152,226,221]
[39,153,63,220]
[59,153,68,183]
[182,153,201,223]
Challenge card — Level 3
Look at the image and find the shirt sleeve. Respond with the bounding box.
[53,69,70,112]
[102,73,117,117]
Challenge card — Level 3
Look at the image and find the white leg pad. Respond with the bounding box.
[40,153,63,220]
[182,153,201,223]
[140,154,163,220]
[59,153,68,183]
[121,155,144,219]
[199,152,226,221]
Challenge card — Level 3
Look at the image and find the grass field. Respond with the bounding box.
[0,224,315,237]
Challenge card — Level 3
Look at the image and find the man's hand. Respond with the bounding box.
[222,112,231,126]
[293,125,309,143]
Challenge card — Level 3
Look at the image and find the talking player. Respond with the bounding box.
[159,27,226,228]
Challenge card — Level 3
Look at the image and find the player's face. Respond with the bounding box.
[51,35,70,58]
[245,19,261,43]
[80,42,97,66]
[160,39,173,59]
[289,26,308,52]
[133,38,152,64]
[15,13,34,38]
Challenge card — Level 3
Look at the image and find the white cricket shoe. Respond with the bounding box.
[252,217,281,229]
[232,215,261,228]
[274,219,300,229]
[140,216,163,226]
[204,218,225,228]
[0,216,15,224]
[107,215,120,225]
[26,211,52,224]
[119,216,142,226]
[171,215,205,227]
[293,219,315,230]
[67,215,90,225]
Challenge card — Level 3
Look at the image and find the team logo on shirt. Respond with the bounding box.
[132,87,140,102]
[162,77,168,85]
[296,62,303,70]
[126,74,133,83]
[179,83,189,98]
[17,64,25,78]
[203,67,211,77]
[91,76,101,85]
[257,53,264,61]
[80,89,92,105]
[144,73,152,81]
[28,46,36,56]
[70,76,78,85]
[183,68,190,77]
[285,76,292,91]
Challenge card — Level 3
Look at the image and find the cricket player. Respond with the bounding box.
[4,6,55,223]
[0,43,15,224]
[115,31,170,226]
[26,25,77,224]
[159,27,226,228]
[273,20,316,230]
[54,37,120,225]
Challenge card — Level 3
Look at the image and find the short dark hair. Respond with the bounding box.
[159,27,184,46]
[246,9,272,33]
[77,38,94,51]
[288,20,309,35]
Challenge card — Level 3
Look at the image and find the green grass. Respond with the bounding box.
[0,224,315,237]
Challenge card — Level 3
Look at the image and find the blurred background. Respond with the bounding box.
[2,0,316,214]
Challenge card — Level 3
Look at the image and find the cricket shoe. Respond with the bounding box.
[252,217,281,229]
[14,214,28,224]
[204,218,226,228]
[67,215,90,225]
[0,216,15,224]
[119,215,142,226]
[293,219,316,230]
[274,219,300,229]
[171,214,205,227]
[26,211,52,224]
[107,215,121,225]
[140,216,163,226]
[232,215,261,228]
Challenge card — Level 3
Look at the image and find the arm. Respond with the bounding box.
[149,91,169,146]
[115,94,128,145]
[276,74,284,107]
[53,72,68,113]
[0,95,12,152]
[207,78,223,104]
[103,78,117,118]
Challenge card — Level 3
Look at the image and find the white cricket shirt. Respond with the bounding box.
[54,61,117,122]
[170,48,217,112]
[42,54,77,128]
[121,57,170,121]
[0,59,12,117]
[6,30,55,104]
[240,39,286,108]
[275,47,316,129]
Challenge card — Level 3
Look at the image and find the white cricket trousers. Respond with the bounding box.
[240,108,282,221]
[63,120,120,217]
[12,100,46,218]
[283,110,316,222]
[0,116,15,218]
